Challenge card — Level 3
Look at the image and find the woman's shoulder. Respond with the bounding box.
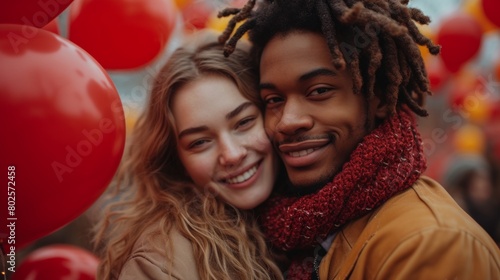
[119,225,200,280]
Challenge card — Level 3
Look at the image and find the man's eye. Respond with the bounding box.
[309,87,332,96]
[265,96,283,104]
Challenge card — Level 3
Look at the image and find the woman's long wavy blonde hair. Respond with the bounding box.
[93,32,282,280]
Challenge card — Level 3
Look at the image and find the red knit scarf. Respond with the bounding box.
[259,109,426,279]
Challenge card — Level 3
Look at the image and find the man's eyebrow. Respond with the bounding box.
[259,68,337,90]
[259,82,276,91]
[226,101,253,120]
[178,126,209,140]
[299,68,337,81]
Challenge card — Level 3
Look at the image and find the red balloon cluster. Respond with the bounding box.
[12,245,100,280]
[481,0,500,27]
[436,12,483,73]
[0,24,125,249]
[0,0,73,28]
[69,0,177,70]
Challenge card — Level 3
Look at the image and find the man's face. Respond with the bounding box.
[259,31,377,189]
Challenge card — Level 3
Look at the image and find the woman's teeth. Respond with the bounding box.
[226,165,258,184]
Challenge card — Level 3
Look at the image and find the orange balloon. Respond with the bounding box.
[453,124,486,154]
[463,0,497,33]
[463,93,491,124]
[416,23,435,63]
[174,0,193,9]
[125,106,140,135]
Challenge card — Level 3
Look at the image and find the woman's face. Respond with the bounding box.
[171,74,276,209]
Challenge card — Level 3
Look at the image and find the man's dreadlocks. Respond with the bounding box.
[218,0,440,116]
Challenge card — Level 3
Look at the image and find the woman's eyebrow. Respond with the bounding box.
[226,101,253,120]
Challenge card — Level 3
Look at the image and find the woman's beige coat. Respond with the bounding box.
[118,227,200,280]
[319,176,500,279]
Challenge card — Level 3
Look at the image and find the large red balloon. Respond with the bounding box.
[12,245,99,280]
[0,24,125,250]
[481,0,500,28]
[69,0,177,70]
[0,0,73,28]
[436,12,483,73]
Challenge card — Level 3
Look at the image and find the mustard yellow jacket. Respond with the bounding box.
[319,176,500,280]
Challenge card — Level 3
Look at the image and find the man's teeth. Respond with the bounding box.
[226,165,258,184]
[288,148,315,157]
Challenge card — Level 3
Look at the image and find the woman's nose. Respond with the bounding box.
[218,135,247,168]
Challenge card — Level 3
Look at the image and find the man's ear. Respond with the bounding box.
[372,95,390,119]
[370,83,391,119]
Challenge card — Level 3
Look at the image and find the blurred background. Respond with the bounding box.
[1,0,499,278]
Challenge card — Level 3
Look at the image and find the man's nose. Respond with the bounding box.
[275,100,313,136]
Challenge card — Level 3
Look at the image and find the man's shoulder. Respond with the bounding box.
[364,176,493,241]
[322,176,500,279]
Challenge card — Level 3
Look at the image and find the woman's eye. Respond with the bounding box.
[189,139,210,149]
[237,117,256,129]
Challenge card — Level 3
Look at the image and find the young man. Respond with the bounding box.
[219,0,500,279]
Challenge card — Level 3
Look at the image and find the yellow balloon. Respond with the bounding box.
[462,93,491,124]
[125,107,140,136]
[206,11,247,39]
[453,124,486,154]
[416,23,435,63]
[463,0,498,33]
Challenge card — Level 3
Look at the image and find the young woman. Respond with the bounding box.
[93,32,282,280]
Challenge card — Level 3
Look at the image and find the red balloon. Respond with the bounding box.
[181,1,214,31]
[436,12,483,73]
[447,77,476,111]
[0,0,73,28]
[481,0,500,28]
[0,24,125,250]
[43,18,60,35]
[425,57,450,93]
[495,58,500,81]
[69,0,177,70]
[12,245,99,280]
